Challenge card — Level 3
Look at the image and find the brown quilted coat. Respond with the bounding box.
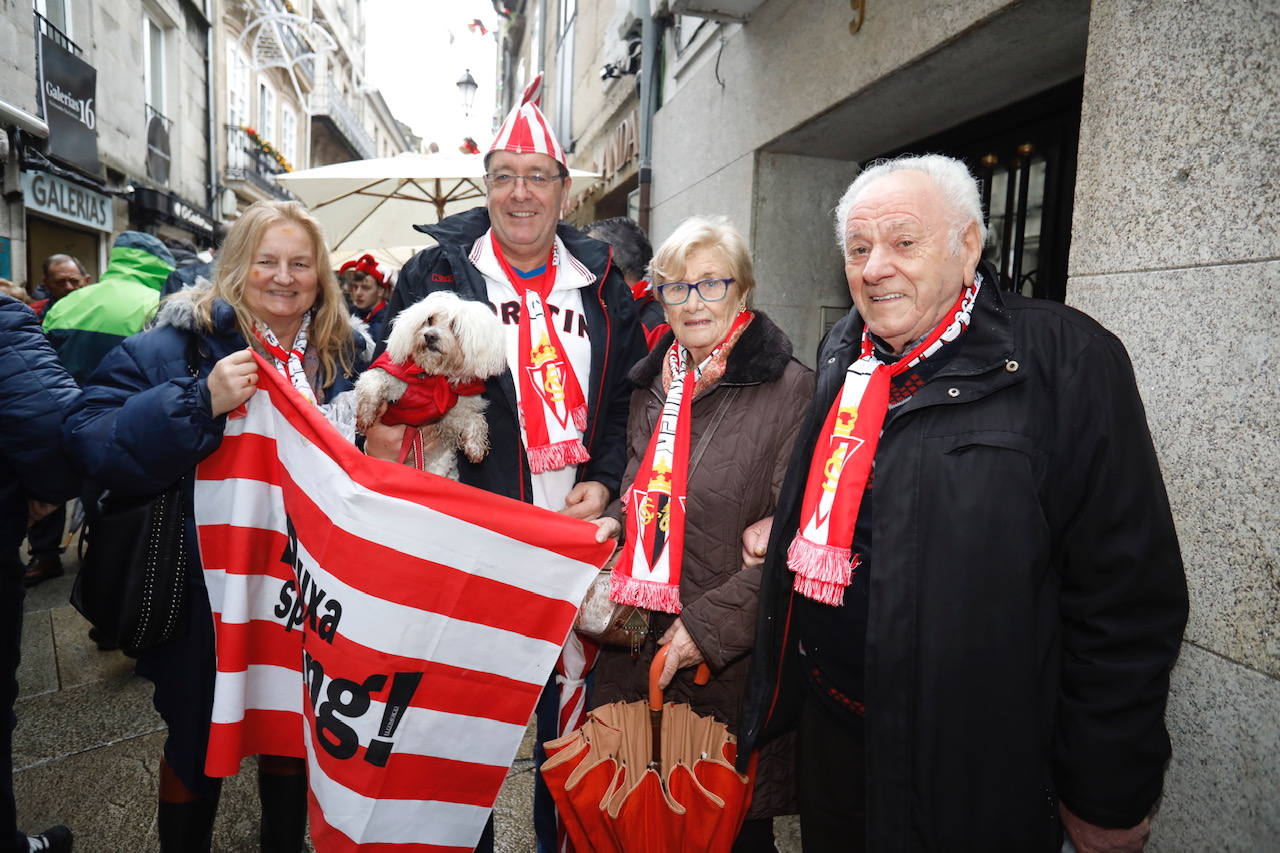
[589,311,814,819]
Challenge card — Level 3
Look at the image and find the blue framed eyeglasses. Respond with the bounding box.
[655,277,735,306]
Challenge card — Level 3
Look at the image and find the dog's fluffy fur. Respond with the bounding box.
[355,292,506,478]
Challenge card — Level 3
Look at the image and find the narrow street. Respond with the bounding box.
[12,541,800,851]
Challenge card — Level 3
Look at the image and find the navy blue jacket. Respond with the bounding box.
[65,299,359,587]
[384,207,644,503]
[0,296,81,555]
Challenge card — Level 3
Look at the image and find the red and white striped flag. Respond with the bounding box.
[194,354,610,852]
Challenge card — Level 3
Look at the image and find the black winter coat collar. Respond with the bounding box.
[628,310,795,389]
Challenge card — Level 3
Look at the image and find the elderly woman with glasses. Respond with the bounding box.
[590,215,814,850]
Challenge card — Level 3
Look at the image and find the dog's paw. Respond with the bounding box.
[461,434,489,464]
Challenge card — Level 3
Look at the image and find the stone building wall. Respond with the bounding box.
[1065,2,1279,847]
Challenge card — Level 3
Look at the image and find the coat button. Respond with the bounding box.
[947,387,960,397]
[1006,360,1020,372]
[827,357,837,364]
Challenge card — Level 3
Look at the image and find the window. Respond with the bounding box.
[279,103,298,165]
[553,0,575,149]
[258,79,277,144]
[143,16,166,112]
[227,42,250,128]
[34,0,70,36]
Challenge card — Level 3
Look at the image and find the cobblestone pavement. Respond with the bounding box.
[13,540,800,851]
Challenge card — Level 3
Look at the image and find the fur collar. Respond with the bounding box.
[628,309,794,389]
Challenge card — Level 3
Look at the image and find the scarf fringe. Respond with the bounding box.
[527,438,591,473]
[571,404,587,432]
[609,573,683,615]
[787,536,857,605]
[792,573,847,607]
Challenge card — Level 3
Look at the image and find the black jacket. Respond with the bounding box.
[383,207,644,502]
[739,270,1187,851]
[0,296,81,557]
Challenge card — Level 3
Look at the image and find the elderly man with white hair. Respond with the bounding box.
[737,154,1187,852]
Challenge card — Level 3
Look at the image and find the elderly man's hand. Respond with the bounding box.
[656,619,705,690]
[590,516,621,543]
[363,421,409,462]
[741,515,774,567]
[1060,802,1151,853]
[561,480,609,521]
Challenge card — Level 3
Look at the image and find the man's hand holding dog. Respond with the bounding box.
[364,421,409,461]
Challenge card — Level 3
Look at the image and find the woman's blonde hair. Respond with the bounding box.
[195,200,353,387]
[648,215,756,305]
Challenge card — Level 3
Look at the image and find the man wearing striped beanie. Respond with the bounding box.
[366,73,643,852]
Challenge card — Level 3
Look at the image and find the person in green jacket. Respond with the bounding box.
[42,231,176,386]
[24,232,175,589]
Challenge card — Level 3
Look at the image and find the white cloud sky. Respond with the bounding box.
[363,0,500,151]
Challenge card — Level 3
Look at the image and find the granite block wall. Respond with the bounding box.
[1067,1,1280,848]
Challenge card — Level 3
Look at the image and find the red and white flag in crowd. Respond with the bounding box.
[194,354,610,852]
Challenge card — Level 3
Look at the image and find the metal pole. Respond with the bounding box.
[634,0,656,233]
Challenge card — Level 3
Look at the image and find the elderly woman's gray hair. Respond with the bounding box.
[649,215,756,303]
[833,154,987,258]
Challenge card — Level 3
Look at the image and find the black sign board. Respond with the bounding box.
[39,33,99,174]
[132,188,217,242]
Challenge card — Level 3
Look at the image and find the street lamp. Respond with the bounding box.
[457,69,478,118]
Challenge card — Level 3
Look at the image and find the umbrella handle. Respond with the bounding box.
[648,644,711,711]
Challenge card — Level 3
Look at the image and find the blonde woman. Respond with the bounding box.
[66,201,365,852]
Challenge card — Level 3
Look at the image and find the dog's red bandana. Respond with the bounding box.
[788,278,980,605]
[369,351,486,428]
[612,311,754,614]
[491,232,590,473]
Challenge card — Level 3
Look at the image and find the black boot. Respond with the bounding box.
[257,770,308,853]
[157,797,217,853]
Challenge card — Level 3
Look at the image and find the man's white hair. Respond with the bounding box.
[833,154,987,258]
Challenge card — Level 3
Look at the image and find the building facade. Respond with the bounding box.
[501,0,1279,848]
[0,0,411,292]
[0,0,217,286]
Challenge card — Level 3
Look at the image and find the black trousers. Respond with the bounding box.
[1,551,27,853]
[798,691,866,853]
[24,505,64,559]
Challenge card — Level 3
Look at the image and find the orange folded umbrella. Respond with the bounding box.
[541,645,758,852]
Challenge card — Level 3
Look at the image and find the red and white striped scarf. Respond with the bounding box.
[788,279,979,605]
[612,311,754,614]
[491,233,590,474]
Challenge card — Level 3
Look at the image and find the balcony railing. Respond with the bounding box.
[34,10,82,56]
[309,81,376,160]
[145,104,173,182]
[225,125,293,200]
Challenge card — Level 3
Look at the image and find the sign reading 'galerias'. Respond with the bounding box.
[39,33,99,174]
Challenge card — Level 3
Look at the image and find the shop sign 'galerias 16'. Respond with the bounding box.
[39,33,99,174]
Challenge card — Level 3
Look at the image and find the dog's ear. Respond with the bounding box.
[455,300,508,378]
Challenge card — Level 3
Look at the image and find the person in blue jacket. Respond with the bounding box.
[64,201,364,853]
[0,295,80,853]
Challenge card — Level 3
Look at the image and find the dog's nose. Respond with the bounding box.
[423,329,438,342]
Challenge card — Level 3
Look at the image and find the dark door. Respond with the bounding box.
[872,78,1082,302]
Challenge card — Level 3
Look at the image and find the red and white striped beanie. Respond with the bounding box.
[488,73,566,167]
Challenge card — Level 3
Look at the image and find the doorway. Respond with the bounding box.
[872,79,1083,302]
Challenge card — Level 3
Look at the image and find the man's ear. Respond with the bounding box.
[961,220,983,279]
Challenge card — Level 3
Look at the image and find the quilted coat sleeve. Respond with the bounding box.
[681,361,817,672]
[65,330,226,496]
[1050,332,1187,828]
[0,297,81,503]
